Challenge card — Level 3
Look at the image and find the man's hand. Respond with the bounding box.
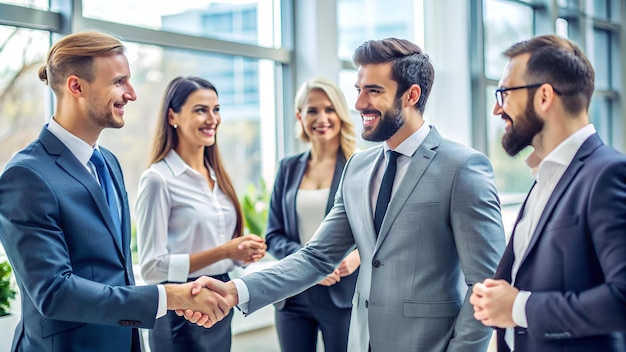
[470,278,519,328]
[336,250,360,277]
[175,276,239,327]
[318,270,341,287]
[164,280,230,328]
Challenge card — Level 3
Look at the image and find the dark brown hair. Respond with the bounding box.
[503,35,594,115]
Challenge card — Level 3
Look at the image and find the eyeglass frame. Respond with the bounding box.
[494,83,561,107]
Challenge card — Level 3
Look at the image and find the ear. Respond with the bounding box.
[535,83,557,113]
[167,108,177,126]
[296,110,303,123]
[67,76,83,98]
[405,84,422,107]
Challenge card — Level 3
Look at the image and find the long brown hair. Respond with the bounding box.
[149,76,243,238]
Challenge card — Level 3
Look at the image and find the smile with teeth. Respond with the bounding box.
[313,125,331,131]
[200,127,215,136]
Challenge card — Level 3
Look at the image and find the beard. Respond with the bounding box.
[501,98,544,157]
[86,94,124,129]
[362,97,405,142]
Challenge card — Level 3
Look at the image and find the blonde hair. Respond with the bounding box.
[38,31,125,97]
[294,77,356,160]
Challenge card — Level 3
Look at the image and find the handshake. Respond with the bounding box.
[165,277,240,328]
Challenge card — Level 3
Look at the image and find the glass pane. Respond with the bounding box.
[98,42,274,216]
[589,96,612,145]
[337,0,416,60]
[483,0,533,80]
[81,0,281,48]
[485,85,535,196]
[0,0,49,10]
[591,0,609,18]
[592,29,611,90]
[0,26,50,171]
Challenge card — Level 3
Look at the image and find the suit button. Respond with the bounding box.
[365,300,369,308]
[372,260,381,268]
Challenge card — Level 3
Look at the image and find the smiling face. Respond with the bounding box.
[354,63,406,142]
[297,89,341,145]
[494,53,544,157]
[82,54,136,129]
[169,88,220,150]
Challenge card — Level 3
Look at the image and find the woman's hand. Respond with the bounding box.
[225,234,267,264]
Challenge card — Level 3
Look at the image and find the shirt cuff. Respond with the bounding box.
[232,278,250,313]
[156,284,167,318]
[167,253,190,282]
[512,290,531,328]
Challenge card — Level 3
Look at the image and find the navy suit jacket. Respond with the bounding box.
[494,134,626,352]
[0,127,159,352]
[265,150,357,309]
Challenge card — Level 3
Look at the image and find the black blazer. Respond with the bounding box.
[265,150,358,309]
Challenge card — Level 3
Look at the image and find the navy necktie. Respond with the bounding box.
[90,149,121,243]
[374,150,400,235]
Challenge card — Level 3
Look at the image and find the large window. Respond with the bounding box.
[82,0,281,48]
[0,26,50,171]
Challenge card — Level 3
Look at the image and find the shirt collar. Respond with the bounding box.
[164,149,216,180]
[526,124,596,178]
[383,121,431,158]
[47,117,99,166]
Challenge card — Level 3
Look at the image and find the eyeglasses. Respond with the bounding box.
[494,83,561,107]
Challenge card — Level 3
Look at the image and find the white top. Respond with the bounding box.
[136,150,237,284]
[296,188,330,244]
[506,124,596,349]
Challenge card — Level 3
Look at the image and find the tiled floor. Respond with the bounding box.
[232,324,327,352]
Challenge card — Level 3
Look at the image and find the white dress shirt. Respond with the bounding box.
[136,150,237,285]
[47,117,167,318]
[233,122,432,311]
[505,124,596,349]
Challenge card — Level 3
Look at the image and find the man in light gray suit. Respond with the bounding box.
[183,38,505,351]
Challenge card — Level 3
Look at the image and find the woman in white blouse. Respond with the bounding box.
[136,76,266,352]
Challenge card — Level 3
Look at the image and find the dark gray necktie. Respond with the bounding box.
[374,150,400,235]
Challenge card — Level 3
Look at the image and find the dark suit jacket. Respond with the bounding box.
[494,134,626,352]
[0,127,159,352]
[265,150,357,309]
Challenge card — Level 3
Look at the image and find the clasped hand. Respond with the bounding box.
[175,276,239,327]
[469,278,519,328]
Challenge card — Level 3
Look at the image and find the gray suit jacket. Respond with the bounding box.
[241,127,505,351]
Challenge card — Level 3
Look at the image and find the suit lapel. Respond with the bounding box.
[375,128,439,247]
[364,148,383,248]
[40,128,125,258]
[496,183,534,280]
[518,134,602,268]
[100,148,128,256]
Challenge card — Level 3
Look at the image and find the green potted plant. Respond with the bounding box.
[241,179,270,238]
[0,259,16,317]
